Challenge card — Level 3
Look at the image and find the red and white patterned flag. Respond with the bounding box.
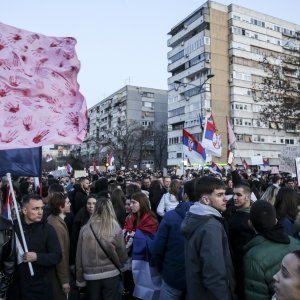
[0,22,87,150]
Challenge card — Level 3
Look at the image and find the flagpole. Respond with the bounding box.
[6,173,34,276]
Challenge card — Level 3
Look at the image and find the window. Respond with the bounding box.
[142,92,154,98]
[285,139,294,145]
[169,50,184,64]
[169,106,185,118]
[176,153,182,158]
[143,101,154,108]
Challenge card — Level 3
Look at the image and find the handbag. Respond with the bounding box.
[90,224,125,295]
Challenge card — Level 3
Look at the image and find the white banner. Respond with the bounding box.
[279,146,300,174]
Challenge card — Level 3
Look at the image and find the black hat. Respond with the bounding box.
[250,200,276,232]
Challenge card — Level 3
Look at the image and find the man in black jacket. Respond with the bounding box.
[7,194,62,300]
[0,213,15,300]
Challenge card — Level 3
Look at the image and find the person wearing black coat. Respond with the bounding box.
[0,215,15,300]
[7,194,62,300]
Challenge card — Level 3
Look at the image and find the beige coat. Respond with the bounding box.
[76,221,127,286]
[47,214,70,300]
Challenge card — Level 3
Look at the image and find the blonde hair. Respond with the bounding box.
[89,196,120,236]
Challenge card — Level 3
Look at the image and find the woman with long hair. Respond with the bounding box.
[156,179,181,217]
[76,197,127,300]
[274,187,300,238]
[123,192,159,299]
[110,188,126,228]
[47,192,71,300]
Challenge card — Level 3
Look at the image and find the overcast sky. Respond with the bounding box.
[2,0,300,108]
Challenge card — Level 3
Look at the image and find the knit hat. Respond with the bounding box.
[250,200,276,232]
[94,177,108,193]
[250,200,289,244]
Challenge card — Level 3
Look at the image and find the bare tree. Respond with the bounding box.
[102,121,142,169]
[252,54,300,128]
[153,123,168,170]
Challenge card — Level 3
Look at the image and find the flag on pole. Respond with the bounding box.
[210,161,222,175]
[0,22,87,150]
[241,158,249,170]
[93,159,98,172]
[107,150,114,166]
[226,116,236,150]
[202,115,222,157]
[66,163,73,173]
[182,129,206,163]
[0,147,42,177]
[198,112,204,130]
[226,116,236,164]
[263,158,270,166]
[2,185,13,220]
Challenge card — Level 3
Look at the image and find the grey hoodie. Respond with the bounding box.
[181,202,236,300]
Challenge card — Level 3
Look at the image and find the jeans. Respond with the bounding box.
[159,279,183,300]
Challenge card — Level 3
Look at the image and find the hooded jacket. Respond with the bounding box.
[151,202,193,291]
[243,232,300,300]
[181,202,236,300]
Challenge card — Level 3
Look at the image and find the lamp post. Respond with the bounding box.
[174,74,214,93]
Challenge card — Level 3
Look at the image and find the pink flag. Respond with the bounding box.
[0,22,87,150]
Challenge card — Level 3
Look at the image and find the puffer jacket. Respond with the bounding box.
[156,193,179,217]
[0,216,15,298]
[243,234,300,300]
[76,220,128,286]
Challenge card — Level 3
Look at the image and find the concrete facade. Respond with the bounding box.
[167,1,300,168]
[76,85,168,169]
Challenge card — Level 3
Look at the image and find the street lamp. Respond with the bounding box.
[174,74,214,116]
[174,74,214,92]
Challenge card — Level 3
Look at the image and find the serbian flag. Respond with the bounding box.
[0,22,87,150]
[132,230,161,300]
[210,161,222,175]
[202,115,222,157]
[182,129,206,164]
[66,163,73,173]
[2,185,13,220]
[241,158,249,170]
[0,147,42,177]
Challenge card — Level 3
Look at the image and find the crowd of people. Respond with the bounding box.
[0,166,299,300]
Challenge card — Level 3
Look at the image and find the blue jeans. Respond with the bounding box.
[159,279,183,300]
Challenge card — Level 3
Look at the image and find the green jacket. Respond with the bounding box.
[243,234,300,300]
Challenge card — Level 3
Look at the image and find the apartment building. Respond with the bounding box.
[76,85,168,169]
[167,1,300,168]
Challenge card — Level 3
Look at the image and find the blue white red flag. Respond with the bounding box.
[66,163,73,173]
[202,115,222,157]
[2,185,13,220]
[132,230,161,300]
[241,158,249,170]
[182,129,206,163]
[0,147,41,176]
[210,161,222,175]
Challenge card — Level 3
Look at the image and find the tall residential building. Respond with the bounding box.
[167,1,300,168]
[75,85,168,169]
